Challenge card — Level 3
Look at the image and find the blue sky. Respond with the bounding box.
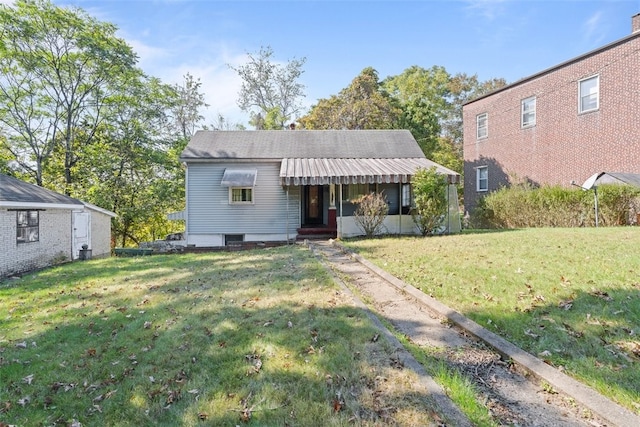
[6,0,640,126]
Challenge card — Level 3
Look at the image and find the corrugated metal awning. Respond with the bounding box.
[279,158,458,186]
[221,169,257,187]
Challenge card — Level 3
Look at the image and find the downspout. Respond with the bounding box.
[338,183,343,239]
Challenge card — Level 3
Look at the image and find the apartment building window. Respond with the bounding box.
[521,96,536,127]
[476,113,488,139]
[17,210,39,243]
[476,166,488,192]
[579,75,599,113]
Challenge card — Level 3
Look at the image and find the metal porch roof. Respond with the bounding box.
[279,158,459,186]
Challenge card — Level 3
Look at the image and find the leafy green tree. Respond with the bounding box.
[230,46,306,129]
[300,67,401,130]
[382,66,448,155]
[72,77,183,246]
[0,0,138,189]
[411,167,448,236]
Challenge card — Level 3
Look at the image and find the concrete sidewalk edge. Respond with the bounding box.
[332,240,640,427]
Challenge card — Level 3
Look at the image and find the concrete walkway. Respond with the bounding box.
[308,240,640,427]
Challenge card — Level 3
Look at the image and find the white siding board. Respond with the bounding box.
[186,162,300,238]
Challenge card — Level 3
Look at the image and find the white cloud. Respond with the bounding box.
[583,11,607,45]
[464,0,509,21]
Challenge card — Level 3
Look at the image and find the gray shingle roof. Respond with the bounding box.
[180,130,427,160]
[0,173,84,208]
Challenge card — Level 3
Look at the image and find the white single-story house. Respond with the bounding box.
[0,173,116,278]
[179,130,460,247]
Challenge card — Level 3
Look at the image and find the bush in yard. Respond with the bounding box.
[353,192,389,237]
[471,183,640,228]
[411,167,448,235]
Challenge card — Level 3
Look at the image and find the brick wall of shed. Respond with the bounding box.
[0,208,72,278]
[463,34,640,213]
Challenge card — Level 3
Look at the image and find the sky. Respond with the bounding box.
[4,0,640,127]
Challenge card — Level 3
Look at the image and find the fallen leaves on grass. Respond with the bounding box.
[558,299,573,310]
[590,290,612,301]
[245,352,262,375]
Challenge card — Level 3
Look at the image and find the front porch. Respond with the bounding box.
[296,224,337,240]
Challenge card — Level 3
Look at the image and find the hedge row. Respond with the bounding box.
[470,184,640,228]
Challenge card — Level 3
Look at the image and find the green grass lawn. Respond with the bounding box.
[1,246,454,426]
[343,227,640,414]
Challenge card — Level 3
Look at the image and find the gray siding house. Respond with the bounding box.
[1,173,116,278]
[180,130,459,247]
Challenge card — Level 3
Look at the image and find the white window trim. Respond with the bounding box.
[17,210,39,243]
[476,113,488,140]
[521,96,536,128]
[229,187,254,205]
[476,166,488,192]
[578,75,599,114]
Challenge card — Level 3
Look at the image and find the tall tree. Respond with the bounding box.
[300,67,401,130]
[382,66,448,155]
[230,46,306,129]
[171,73,209,140]
[72,76,183,246]
[0,0,138,189]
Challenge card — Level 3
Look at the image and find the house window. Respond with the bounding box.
[579,75,599,113]
[476,113,488,139]
[476,166,488,192]
[521,96,536,127]
[230,188,253,204]
[17,210,39,243]
[342,183,371,202]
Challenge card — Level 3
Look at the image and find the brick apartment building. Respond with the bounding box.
[463,13,640,214]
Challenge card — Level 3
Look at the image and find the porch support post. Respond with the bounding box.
[286,186,290,244]
[398,182,402,235]
[328,184,337,229]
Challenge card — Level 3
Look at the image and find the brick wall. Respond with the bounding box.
[463,32,640,213]
[1,208,72,278]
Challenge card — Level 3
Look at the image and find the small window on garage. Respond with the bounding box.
[17,210,39,243]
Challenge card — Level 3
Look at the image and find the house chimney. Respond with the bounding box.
[633,13,640,33]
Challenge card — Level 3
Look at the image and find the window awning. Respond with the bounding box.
[279,158,459,186]
[221,169,257,187]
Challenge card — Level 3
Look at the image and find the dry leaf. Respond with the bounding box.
[198,412,208,420]
[22,374,34,385]
[524,329,539,338]
[15,341,27,349]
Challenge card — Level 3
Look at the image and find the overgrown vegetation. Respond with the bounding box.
[411,167,448,235]
[470,184,640,228]
[344,228,640,413]
[353,192,389,237]
[0,247,459,426]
